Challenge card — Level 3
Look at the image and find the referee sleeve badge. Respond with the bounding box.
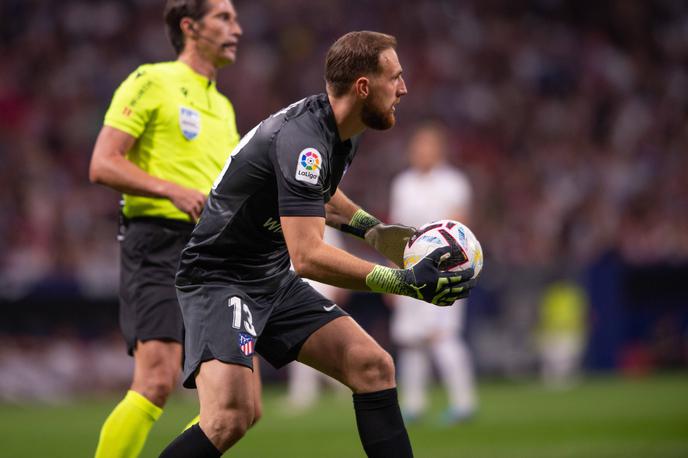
[179,106,201,140]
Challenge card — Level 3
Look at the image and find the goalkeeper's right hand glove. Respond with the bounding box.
[363,222,415,268]
[365,246,476,306]
[341,209,414,268]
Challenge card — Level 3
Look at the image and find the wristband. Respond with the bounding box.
[341,209,381,239]
[365,265,417,298]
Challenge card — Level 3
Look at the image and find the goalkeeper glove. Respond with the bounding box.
[365,246,476,306]
[342,209,415,268]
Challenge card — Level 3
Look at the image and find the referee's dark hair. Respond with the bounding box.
[325,31,397,97]
[164,0,210,55]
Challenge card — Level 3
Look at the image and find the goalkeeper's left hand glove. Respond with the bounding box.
[366,246,476,306]
[343,209,415,268]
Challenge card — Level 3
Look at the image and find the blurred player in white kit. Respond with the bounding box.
[389,121,478,424]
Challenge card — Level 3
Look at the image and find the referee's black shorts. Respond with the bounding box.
[119,217,194,355]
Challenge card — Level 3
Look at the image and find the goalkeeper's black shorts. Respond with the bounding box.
[177,273,349,388]
[119,217,193,356]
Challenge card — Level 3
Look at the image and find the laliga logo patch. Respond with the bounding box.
[295,148,321,185]
[179,106,201,140]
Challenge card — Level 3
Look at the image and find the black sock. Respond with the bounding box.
[159,423,221,458]
[353,388,414,458]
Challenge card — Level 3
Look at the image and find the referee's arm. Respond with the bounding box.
[89,125,206,221]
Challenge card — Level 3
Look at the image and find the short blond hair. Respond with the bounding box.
[325,31,397,97]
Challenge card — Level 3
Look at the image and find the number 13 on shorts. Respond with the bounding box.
[228,296,257,336]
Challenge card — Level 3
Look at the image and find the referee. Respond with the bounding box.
[88,1,256,457]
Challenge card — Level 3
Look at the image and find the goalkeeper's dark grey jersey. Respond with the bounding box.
[176,93,359,292]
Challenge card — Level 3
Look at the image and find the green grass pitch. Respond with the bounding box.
[1,374,686,457]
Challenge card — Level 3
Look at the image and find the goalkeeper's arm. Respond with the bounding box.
[282,214,474,306]
[325,189,415,267]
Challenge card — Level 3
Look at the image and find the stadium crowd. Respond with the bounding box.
[1,0,687,398]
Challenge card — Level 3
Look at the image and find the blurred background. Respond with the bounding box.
[0,0,687,456]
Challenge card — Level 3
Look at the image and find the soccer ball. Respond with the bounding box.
[403,219,483,278]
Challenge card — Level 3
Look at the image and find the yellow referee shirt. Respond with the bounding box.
[104,61,240,222]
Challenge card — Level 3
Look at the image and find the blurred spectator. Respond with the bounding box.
[1,0,687,386]
[2,0,687,294]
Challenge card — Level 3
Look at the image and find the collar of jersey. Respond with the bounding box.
[319,93,348,148]
[175,60,216,88]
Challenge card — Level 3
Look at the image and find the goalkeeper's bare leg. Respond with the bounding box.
[97,342,262,458]
[298,316,413,458]
[159,316,412,457]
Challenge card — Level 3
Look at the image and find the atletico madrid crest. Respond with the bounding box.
[239,332,255,356]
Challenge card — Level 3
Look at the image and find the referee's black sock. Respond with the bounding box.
[159,424,221,458]
[353,387,414,458]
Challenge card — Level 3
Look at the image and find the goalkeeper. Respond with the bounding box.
[160,31,476,458]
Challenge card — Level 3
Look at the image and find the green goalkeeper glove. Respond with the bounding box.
[365,246,476,306]
[342,209,415,268]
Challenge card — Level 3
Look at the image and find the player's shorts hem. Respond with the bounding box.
[128,335,184,356]
[259,312,348,369]
[183,345,254,389]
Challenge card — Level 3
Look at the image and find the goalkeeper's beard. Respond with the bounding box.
[361,95,396,130]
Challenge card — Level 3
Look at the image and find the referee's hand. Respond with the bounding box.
[166,183,207,222]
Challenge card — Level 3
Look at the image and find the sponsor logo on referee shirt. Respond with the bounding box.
[179,106,201,140]
[295,148,321,185]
